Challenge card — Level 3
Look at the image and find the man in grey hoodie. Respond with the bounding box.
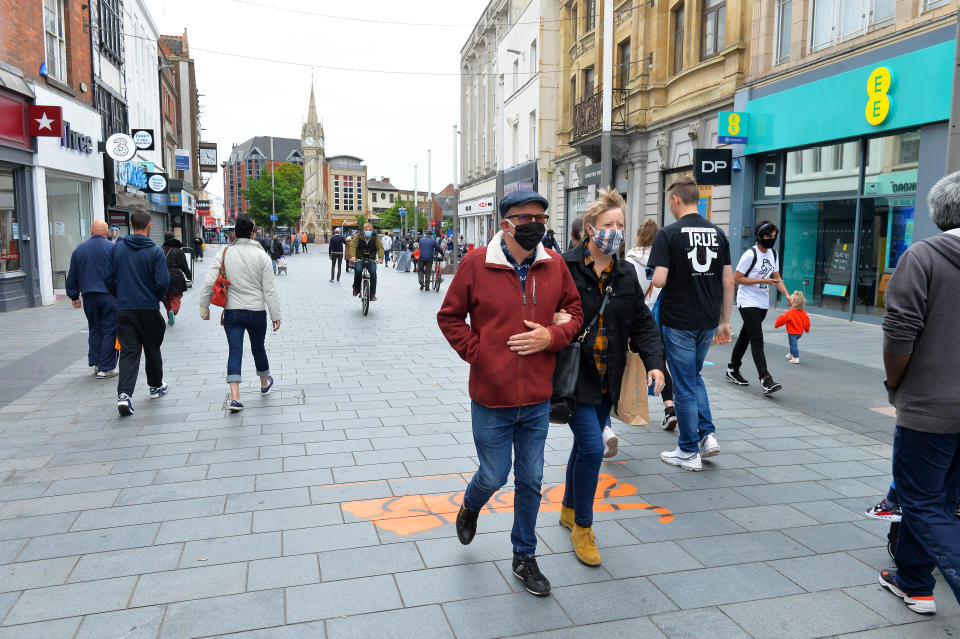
[879,171,960,614]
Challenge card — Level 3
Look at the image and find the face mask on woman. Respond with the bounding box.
[590,226,625,255]
[758,236,776,249]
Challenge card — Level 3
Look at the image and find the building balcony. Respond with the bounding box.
[571,89,630,161]
[568,31,597,64]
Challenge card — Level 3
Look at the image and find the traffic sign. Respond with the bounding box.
[398,208,406,216]
[270,214,278,221]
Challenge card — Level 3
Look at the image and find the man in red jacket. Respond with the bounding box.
[438,189,583,597]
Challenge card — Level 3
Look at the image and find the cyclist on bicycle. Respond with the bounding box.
[348,223,384,301]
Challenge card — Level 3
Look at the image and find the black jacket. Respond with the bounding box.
[564,244,664,408]
[329,233,345,254]
[270,239,284,260]
[162,238,192,294]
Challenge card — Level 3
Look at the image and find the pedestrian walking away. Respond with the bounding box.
[437,188,584,597]
[878,171,960,614]
[561,189,664,567]
[199,216,282,413]
[626,218,679,430]
[382,231,394,266]
[270,234,285,275]
[774,291,811,364]
[293,234,301,254]
[649,176,734,471]
[161,232,192,326]
[329,228,345,281]
[192,235,204,262]
[104,209,170,417]
[66,220,119,378]
[417,232,440,290]
[725,221,790,394]
[542,228,561,252]
[348,223,384,300]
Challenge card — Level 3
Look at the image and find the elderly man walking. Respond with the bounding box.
[66,220,118,378]
[105,210,170,417]
[879,171,960,614]
[438,189,583,596]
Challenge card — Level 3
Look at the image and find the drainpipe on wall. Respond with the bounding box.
[946,9,960,174]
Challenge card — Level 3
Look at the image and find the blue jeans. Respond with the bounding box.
[661,326,717,454]
[223,309,270,383]
[892,426,960,602]
[788,333,801,358]
[83,292,118,371]
[272,259,278,274]
[464,400,550,559]
[564,397,612,527]
[352,259,377,297]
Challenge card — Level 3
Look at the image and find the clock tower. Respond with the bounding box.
[300,82,328,238]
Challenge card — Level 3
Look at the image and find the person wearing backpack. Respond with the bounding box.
[161,232,192,327]
[725,221,790,395]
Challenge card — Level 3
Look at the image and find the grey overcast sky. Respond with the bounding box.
[146,0,490,216]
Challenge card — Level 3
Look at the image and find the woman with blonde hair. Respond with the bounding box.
[559,188,665,567]
[625,217,678,430]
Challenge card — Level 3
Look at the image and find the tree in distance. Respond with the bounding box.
[242,164,304,228]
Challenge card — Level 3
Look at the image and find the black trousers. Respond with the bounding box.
[730,306,769,379]
[116,309,166,397]
[418,259,433,288]
[330,253,343,280]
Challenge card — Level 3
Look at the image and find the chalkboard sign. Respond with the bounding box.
[826,238,853,284]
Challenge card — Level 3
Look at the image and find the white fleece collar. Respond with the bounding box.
[485,230,552,268]
[945,228,960,238]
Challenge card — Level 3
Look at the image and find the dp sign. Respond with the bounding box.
[693,149,733,186]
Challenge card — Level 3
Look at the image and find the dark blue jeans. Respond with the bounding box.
[893,426,960,602]
[662,326,717,454]
[352,259,378,297]
[464,400,550,559]
[564,397,612,527]
[223,309,270,383]
[788,333,801,358]
[82,292,118,371]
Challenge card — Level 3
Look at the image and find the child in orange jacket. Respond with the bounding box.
[775,291,811,364]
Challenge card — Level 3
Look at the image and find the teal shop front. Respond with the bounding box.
[732,30,955,321]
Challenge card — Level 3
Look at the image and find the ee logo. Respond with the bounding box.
[726,112,741,136]
[865,66,892,126]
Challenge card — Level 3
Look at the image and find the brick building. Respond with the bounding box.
[222,137,303,222]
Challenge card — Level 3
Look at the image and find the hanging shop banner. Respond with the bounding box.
[147,173,168,193]
[115,160,148,190]
[27,105,63,137]
[174,148,190,171]
[693,149,732,186]
[131,129,155,150]
[105,133,137,161]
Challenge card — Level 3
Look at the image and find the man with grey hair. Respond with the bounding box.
[878,171,960,614]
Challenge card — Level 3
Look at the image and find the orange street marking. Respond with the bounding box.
[342,473,673,536]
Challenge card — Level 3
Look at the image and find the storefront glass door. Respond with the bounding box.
[47,178,92,290]
[0,169,21,273]
[856,196,916,317]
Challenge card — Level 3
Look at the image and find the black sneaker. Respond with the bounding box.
[725,367,749,386]
[879,570,936,615]
[661,405,677,431]
[455,504,478,545]
[761,375,783,395]
[512,557,551,596]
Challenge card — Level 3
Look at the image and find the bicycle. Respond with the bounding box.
[356,258,374,316]
[432,253,444,292]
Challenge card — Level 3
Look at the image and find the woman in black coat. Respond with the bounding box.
[192,236,204,262]
[269,234,284,274]
[559,189,665,568]
[162,232,192,326]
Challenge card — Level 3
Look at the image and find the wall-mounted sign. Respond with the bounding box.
[60,121,93,154]
[131,128,155,150]
[865,66,892,126]
[27,105,63,137]
[115,161,147,190]
[718,111,748,145]
[458,196,495,216]
[196,199,211,211]
[582,164,602,186]
[108,211,129,227]
[174,148,190,171]
[147,173,168,193]
[693,148,732,186]
[204,216,218,227]
[105,133,136,161]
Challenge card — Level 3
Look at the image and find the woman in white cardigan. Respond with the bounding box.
[199,216,282,412]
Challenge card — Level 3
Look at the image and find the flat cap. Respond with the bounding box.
[498,189,549,218]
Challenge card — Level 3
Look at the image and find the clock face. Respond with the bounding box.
[199,147,217,165]
[305,136,315,147]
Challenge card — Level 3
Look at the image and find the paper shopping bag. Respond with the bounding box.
[617,351,650,426]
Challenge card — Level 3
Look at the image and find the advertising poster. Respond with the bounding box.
[888,205,915,269]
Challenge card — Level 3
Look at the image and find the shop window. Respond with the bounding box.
[0,170,21,273]
[864,130,919,196]
[47,179,92,291]
[785,142,859,198]
[755,155,781,200]
[673,5,685,75]
[857,196,915,317]
[43,0,67,83]
[775,0,792,64]
[618,39,631,89]
[701,0,726,59]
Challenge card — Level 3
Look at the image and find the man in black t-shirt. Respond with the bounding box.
[648,176,734,472]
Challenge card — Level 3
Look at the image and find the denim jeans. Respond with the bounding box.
[223,309,270,383]
[788,333,801,358]
[272,259,278,275]
[892,426,960,602]
[661,326,717,453]
[464,400,550,559]
[352,259,378,297]
[564,397,612,527]
[82,292,118,371]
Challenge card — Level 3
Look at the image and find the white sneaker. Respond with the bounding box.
[699,433,720,457]
[789,357,800,364]
[602,426,618,458]
[661,447,702,471]
[96,369,118,379]
[785,353,792,360]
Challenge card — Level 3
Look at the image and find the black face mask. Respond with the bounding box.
[758,237,777,249]
[509,221,546,251]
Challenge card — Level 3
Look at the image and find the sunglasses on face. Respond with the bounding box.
[506,214,549,224]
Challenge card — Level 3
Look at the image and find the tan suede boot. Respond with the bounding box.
[559,505,575,530]
[571,524,602,566]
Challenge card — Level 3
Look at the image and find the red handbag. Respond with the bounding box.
[209,247,230,307]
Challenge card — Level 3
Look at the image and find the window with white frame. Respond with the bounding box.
[529,111,536,160]
[43,0,67,82]
[924,0,950,10]
[512,122,519,166]
[512,59,520,93]
[812,0,896,49]
[774,0,792,64]
[529,40,537,76]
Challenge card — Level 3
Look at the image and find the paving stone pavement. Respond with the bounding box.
[0,245,956,638]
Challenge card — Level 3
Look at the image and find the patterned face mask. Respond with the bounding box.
[591,228,625,255]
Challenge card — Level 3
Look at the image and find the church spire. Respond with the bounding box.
[307,81,318,125]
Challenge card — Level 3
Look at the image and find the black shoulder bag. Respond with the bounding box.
[549,285,613,425]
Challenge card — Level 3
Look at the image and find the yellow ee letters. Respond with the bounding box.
[865,67,891,126]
